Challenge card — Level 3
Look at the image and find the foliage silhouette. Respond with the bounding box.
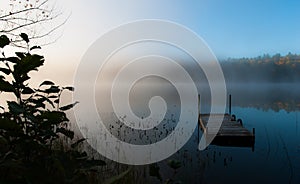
[0,33,105,184]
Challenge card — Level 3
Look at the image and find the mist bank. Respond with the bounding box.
[220,53,300,83]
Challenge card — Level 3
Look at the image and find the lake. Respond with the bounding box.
[71,83,300,183]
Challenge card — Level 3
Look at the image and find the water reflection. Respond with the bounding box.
[71,83,300,183]
[227,83,300,112]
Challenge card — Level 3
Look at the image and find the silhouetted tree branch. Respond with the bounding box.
[0,0,69,47]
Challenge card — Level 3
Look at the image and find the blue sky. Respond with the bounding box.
[49,0,300,61]
[188,0,300,58]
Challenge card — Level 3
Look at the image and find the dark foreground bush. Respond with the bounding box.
[0,34,105,184]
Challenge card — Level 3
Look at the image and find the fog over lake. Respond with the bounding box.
[68,79,300,183]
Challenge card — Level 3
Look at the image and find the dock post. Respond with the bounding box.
[198,94,200,143]
[198,94,200,114]
[252,128,255,152]
[229,94,232,115]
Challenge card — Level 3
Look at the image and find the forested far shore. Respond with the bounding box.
[220,53,300,83]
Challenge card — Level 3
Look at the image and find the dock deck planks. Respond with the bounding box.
[199,114,255,148]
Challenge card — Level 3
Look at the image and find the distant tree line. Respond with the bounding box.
[221,53,300,83]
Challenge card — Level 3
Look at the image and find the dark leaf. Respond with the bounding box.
[30,100,45,109]
[30,45,41,51]
[54,99,59,104]
[39,80,54,87]
[20,33,29,43]
[25,114,36,123]
[34,94,55,108]
[0,118,22,132]
[48,95,58,98]
[0,67,10,75]
[14,54,44,75]
[39,111,68,124]
[6,57,20,63]
[0,79,14,92]
[59,101,79,111]
[15,52,26,59]
[22,87,35,94]
[43,131,59,139]
[7,101,24,115]
[19,74,31,83]
[71,138,86,148]
[0,35,10,48]
[63,86,74,91]
[36,103,46,109]
[56,127,74,139]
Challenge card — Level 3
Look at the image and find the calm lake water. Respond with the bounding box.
[72,83,300,183]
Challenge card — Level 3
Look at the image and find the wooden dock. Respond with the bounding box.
[198,113,255,149]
